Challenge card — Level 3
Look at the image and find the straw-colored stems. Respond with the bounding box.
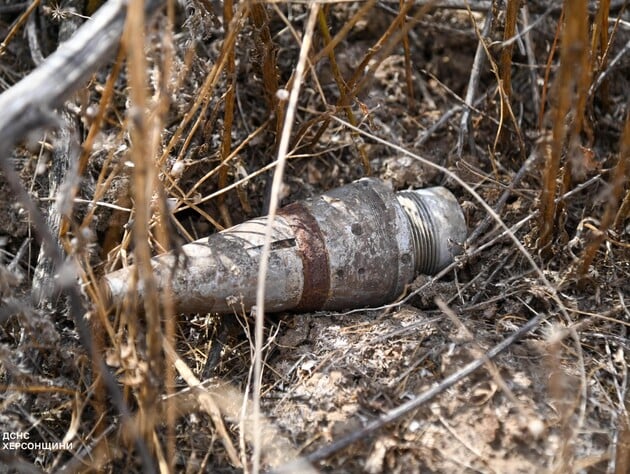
[538,0,588,251]
[400,0,415,110]
[562,0,591,203]
[252,6,320,471]
[0,0,39,56]
[499,0,520,116]
[614,187,630,232]
[59,48,125,254]
[317,7,370,174]
[218,0,237,228]
[616,408,630,474]
[538,7,563,130]
[579,111,630,276]
[591,0,611,108]
[158,2,249,178]
[124,0,164,455]
[250,3,283,142]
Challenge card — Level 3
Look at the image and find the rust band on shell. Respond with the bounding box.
[278,202,330,311]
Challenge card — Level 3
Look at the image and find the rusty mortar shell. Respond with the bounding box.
[102,178,466,314]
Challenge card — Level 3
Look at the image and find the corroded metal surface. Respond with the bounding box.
[103,178,467,314]
[104,216,304,314]
[293,178,416,310]
[278,202,330,312]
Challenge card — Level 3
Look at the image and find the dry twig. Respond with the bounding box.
[0,0,162,153]
[457,6,492,158]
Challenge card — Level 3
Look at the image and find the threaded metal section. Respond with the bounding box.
[396,191,439,274]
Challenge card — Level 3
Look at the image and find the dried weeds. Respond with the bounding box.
[0,0,628,472]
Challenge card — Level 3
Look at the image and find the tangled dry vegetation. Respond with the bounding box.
[0,0,629,472]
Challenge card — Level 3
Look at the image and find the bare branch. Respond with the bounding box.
[0,0,162,153]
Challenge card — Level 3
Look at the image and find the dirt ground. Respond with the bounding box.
[0,0,629,473]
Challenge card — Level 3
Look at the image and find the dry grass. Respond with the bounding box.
[0,0,629,472]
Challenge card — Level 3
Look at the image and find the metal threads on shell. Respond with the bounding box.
[397,191,439,274]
